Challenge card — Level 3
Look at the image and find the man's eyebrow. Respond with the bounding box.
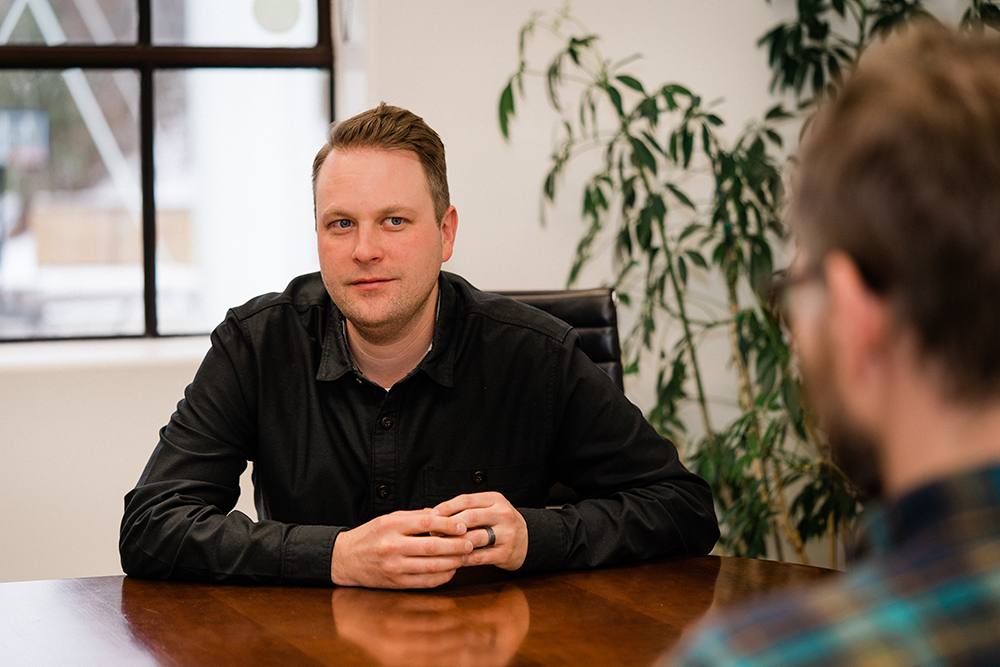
[375,204,419,217]
[318,204,419,219]
[319,206,352,219]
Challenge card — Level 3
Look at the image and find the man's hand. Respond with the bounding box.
[433,492,528,571]
[331,509,473,589]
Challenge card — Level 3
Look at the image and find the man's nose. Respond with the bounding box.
[352,223,383,263]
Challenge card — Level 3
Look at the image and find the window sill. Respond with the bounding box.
[0,336,210,372]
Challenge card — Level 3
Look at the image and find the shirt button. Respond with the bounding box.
[376,483,391,499]
[471,470,486,485]
[380,416,394,430]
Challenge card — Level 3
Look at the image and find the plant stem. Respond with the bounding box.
[662,241,715,441]
[725,272,809,564]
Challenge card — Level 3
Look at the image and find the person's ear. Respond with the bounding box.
[825,251,891,420]
[440,206,458,262]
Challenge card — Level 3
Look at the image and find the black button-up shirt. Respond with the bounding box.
[120,271,719,584]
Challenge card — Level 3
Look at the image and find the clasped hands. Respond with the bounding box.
[331,492,528,589]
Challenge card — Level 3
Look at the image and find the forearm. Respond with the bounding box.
[120,481,342,584]
[518,478,719,571]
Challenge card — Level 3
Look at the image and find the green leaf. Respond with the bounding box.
[705,113,724,126]
[498,80,515,140]
[605,84,624,117]
[677,254,688,285]
[663,82,693,98]
[666,183,695,210]
[678,224,702,246]
[764,104,791,121]
[681,128,694,167]
[543,167,557,202]
[616,74,645,93]
[629,136,658,175]
[638,97,660,125]
[685,249,708,269]
[641,130,667,157]
[546,56,564,110]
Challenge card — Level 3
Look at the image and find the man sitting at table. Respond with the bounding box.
[672,23,1000,665]
[119,103,719,588]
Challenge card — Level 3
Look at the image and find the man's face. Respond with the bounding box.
[787,254,883,499]
[314,147,457,338]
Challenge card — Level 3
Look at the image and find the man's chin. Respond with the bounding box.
[827,422,884,501]
[801,367,883,500]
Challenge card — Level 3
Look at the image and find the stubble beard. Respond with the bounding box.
[802,327,884,501]
[332,278,437,344]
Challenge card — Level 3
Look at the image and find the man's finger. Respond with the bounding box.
[432,492,498,517]
[398,535,474,557]
[448,507,501,530]
[389,510,468,536]
[468,527,495,550]
[462,546,500,567]
[394,569,457,589]
[395,555,466,575]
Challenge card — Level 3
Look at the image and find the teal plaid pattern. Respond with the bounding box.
[671,465,1000,666]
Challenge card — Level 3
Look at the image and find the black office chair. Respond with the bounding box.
[496,288,624,391]
[495,287,624,506]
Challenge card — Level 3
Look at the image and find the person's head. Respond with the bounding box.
[312,103,457,340]
[785,23,1000,497]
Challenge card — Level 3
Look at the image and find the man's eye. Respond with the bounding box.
[386,216,405,227]
[331,219,353,230]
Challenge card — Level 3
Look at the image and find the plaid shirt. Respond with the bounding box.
[671,465,1000,666]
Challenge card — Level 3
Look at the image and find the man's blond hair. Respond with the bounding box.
[311,103,450,222]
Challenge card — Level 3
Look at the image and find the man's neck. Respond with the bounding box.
[346,286,438,390]
[880,378,1000,499]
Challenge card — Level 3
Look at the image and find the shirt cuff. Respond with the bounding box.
[517,507,568,572]
[281,524,342,584]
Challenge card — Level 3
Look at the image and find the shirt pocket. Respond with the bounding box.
[422,463,537,506]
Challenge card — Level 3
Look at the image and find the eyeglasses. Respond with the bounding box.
[768,263,824,325]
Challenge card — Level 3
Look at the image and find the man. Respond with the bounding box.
[120,103,718,588]
[672,24,1000,665]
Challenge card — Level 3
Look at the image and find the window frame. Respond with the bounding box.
[0,0,334,342]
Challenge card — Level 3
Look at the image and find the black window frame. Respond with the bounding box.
[0,0,334,342]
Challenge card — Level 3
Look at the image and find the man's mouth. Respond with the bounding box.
[349,277,394,289]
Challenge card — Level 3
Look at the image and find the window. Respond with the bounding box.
[0,0,332,340]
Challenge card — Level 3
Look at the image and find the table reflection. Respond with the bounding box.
[332,585,530,667]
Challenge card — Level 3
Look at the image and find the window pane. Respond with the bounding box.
[153,0,317,47]
[154,69,328,334]
[0,69,142,339]
[0,0,136,45]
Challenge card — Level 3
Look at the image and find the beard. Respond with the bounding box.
[800,326,884,501]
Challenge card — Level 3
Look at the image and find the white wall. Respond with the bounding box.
[1,0,807,581]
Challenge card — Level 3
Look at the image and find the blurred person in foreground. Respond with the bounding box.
[672,23,1000,666]
[119,103,719,589]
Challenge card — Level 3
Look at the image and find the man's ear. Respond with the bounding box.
[825,251,891,417]
[440,206,458,262]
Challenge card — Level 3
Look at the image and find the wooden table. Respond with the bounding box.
[1,556,833,665]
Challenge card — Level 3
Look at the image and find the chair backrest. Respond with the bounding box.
[496,288,624,391]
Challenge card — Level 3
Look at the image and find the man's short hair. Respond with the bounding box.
[791,23,1000,400]
[311,102,450,222]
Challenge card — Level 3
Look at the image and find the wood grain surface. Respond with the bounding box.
[0,556,834,666]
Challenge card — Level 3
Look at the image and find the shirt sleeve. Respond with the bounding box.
[119,312,342,585]
[518,331,720,572]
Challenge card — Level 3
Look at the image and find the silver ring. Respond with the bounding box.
[484,525,496,548]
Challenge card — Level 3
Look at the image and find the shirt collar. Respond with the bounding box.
[315,272,458,388]
[861,463,1000,556]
